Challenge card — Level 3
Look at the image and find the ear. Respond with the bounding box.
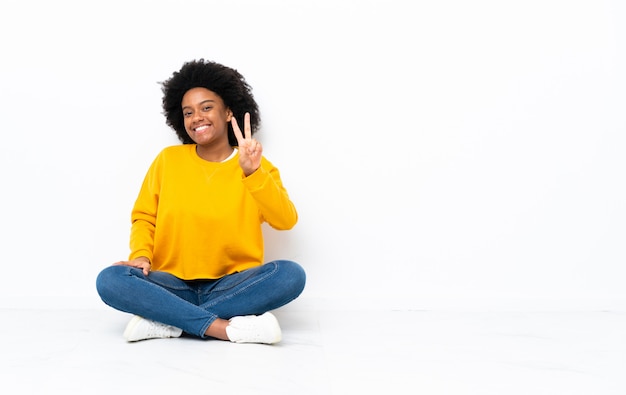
[226,109,233,122]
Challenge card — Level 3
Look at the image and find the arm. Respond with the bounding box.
[243,160,298,230]
[128,154,161,264]
[232,113,297,229]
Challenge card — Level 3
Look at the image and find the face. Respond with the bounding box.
[181,87,232,146]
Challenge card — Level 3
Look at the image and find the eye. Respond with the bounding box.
[183,111,192,117]
[203,106,213,111]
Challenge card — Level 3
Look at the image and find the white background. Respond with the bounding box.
[0,0,624,311]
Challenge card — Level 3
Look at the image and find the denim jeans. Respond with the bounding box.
[95,260,306,338]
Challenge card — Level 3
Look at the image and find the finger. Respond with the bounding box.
[251,140,261,155]
[231,116,244,145]
[243,112,251,140]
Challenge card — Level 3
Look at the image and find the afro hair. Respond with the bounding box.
[161,59,260,146]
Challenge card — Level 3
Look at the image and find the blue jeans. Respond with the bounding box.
[95,260,306,338]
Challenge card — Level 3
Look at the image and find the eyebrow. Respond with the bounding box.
[182,99,216,110]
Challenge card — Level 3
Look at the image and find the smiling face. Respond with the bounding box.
[181,87,233,148]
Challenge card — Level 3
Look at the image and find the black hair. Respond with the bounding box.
[161,59,260,146]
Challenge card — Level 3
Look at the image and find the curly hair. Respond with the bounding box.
[160,59,260,146]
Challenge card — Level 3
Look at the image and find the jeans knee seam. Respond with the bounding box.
[203,262,280,309]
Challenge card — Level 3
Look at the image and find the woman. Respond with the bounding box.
[96,59,306,344]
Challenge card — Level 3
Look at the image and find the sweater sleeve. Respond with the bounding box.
[242,157,298,230]
[128,153,161,262]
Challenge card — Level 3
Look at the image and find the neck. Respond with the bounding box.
[195,144,234,162]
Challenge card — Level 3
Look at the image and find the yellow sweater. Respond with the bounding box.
[129,144,297,280]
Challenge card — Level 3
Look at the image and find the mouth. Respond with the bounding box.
[194,125,210,133]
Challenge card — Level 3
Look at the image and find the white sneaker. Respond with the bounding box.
[123,315,183,342]
[226,312,282,344]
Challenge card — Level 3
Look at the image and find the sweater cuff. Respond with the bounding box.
[241,166,269,191]
[129,250,153,263]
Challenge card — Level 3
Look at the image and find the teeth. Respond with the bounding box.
[195,125,208,132]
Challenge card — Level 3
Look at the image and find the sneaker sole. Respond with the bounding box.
[123,315,144,342]
[261,312,282,344]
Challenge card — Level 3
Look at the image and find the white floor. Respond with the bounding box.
[1,306,625,394]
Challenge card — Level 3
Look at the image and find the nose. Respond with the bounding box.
[191,111,204,122]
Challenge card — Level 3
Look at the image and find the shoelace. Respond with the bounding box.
[144,321,176,337]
